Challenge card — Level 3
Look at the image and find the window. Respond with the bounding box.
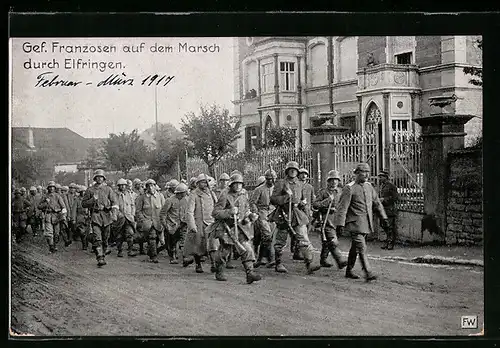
[280,62,295,91]
[261,63,274,93]
[392,120,409,132]
[245,126,261,152]
[309,43,327,87]
[339,37,357,81]
[395,52,412,64]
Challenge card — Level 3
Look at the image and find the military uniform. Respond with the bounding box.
[115,186,138,257]
[12,193,31,242]
[334,163,388,281]
[75,189,90,250]
[160,188,189,264]
[378,173,399,249]
[135,185,166,263]
[291,172,315,259]
[82,173,119,266]
[38,184,67,252]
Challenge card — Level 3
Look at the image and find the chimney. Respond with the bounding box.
[27,127,35,149]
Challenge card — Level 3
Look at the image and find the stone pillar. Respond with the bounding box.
[297,55,303,151]
[413,100,473,243]
[305,114,350,190]
[383,92,391,172]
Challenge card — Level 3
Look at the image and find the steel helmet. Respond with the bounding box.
[69,183,77,189]
[174,183,189,194]
[117,178,128,186]
[20,187,27,192]
[299,168,309,176]
[79,185,87,192]
[93,169,106,180]
[354,163,370,173]
[29,186,37,192]
[230,170,242,176]
[126,179,133,186]
[37,185,42,190]
[219,173,230,181]
[264,169,277,179]
[327,170,341,181]
[189,177,197,184]
[145,179,156,186]
[170,179,180,188]
[62,185,69,191]
[285,161,300,173]
[14,188,22,195]
[47,181,56,188]
[228,173,244,187]
[256,176,266,186]
[196,173,209,183]
[55,183,62,190]
[133,178,142,185]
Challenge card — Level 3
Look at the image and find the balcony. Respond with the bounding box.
[357,63,420,92]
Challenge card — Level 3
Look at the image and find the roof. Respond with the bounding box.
[11,127,105,164]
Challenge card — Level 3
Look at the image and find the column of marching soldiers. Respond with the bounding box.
[12,161,399,284]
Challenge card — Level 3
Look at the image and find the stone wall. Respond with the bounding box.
[445,148,483,245]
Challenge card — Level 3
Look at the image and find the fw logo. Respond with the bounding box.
[461,315,478,329]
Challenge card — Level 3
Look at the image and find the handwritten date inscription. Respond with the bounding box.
[34,72,175,88]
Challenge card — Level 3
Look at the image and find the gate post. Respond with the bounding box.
[413,95,473,243]
[305,112,349,191]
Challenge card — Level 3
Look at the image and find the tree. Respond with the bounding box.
[181,103,241,177]
[12,152,48,187]
[102,129,149,177]
[265,126,297,148]
[463,38,482,87]
[84,140,106,170]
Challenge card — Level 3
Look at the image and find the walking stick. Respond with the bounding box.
[320,194,335,243]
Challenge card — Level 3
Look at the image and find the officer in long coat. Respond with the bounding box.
[135,179,165,263]
[184,174,216,273]
[269,161,321,274]
[114,178,138,257]
[209,173,261,284]
[250,171,276,268]
[82,169,119,267]
[333,163,389,281]
[12,188,32,243]
[378,170,399,250]
[313,170,347,269]
[160,182,189,264]
[38,181,67,253]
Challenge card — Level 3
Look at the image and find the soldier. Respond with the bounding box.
[213,173,230,198]
[209,173,261,284]
[135,179,165,263]
[36,185,43,195]
[132,179,144,201]
[290,168,315,260]
[333,163,389,281]
[164,179,180,199]
[378,170,399,250]
[313,170,348,269]
[114,178,138,257]
[12,188,32,243]
[183,174,215,273]
[74,185,90,250]
[250,172,276,268]
[160,182,189,264]
[55,183,62,195]
[67,183,79,242]
[269,161,321,274]
[82,169,119,267]
[20,187,27,198]
[26,186,41,236]
[38,181,66,253]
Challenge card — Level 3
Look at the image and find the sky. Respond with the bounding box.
[10,37,235,139]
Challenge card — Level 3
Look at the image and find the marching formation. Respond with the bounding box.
[11,161,398,284]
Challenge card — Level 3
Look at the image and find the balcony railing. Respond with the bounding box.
[357,63,420,91]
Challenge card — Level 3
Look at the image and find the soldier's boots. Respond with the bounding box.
[320,243,333,267]
[387,242,394,250]
[215,262,227,281]
[170,250,179,264]
[381,241,388,250]
[304,248,321,275]
[243,261,261,284]
[96,247,107,267]
[292,244,305,260]
[183,258,194,267]
[359,253,376,282]
[345,271,360,279]
[139,242,146,255]
[149,257,159,263]
[195,263,203,273]
[274,253,288,273]
[104,247,112,255]
[209,251,217,273]
[226,258,235,269]
[345,248,360,279]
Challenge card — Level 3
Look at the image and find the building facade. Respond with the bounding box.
[232,36,483,153]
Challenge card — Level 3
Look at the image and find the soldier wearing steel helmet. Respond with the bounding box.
[160,182,189,264]
[183,174,215,273]
[333,163,389,282]
[38,181,67,253]
[250,170,276,268]
[113,178,138,258]
[208,172,262,284]
[26,186,42,236]
[213,173,230,199]
[66,183,79,242]
[313,169,348,269]
[269,161,321,275]
[82,169,119,267]
[74,185,90,250]
[12,188,32,243]
[377,170,399,250]
[135,178,166,263]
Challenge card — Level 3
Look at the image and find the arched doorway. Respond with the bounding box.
[365,102,383,173]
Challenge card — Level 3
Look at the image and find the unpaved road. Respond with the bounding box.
[10,235,483,336]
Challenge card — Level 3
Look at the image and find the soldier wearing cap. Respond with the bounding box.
[378,170,399,250]
[113,178,138,258]
[333,163,389,281]
[74,185,90,250]
[160,182,189,264]
[12,188,32,243]
[269,161,321,275]
[27,186,42,236]
[209,173,262,284]
[135,179,165,263]
[313,170,348,269]
[183,174,216,273]
[82,169,119,267]
[250,169,277,268]
[38,181,67,253]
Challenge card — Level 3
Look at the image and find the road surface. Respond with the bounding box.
[10,235,484,336]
